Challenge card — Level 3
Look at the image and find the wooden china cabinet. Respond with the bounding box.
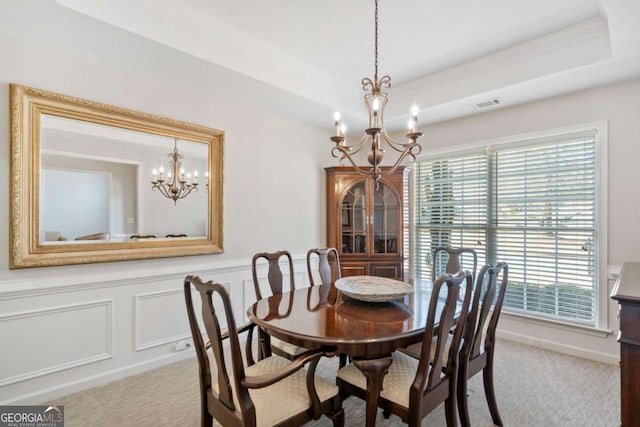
[325,166,407,280]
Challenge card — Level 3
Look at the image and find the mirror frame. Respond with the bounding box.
[9,84,224,268]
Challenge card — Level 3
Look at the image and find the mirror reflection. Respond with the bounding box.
[10,83,223,268]
[40,115,209,243]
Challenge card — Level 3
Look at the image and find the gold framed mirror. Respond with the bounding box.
[9,84,224,268]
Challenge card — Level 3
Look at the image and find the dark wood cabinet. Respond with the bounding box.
[325,166,407,280]
[611,262,640,426]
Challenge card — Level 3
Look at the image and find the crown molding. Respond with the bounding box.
[57,0,361,114]
[387,18,611,113]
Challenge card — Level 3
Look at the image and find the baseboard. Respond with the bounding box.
[2,350,196,405]
[497,330,619,365]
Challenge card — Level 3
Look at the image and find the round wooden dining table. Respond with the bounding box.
[247,278,441,427]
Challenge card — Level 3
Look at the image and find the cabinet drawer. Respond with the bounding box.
[370,263,403,279]
[341,262,368,277]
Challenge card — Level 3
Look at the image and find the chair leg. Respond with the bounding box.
[383,409,391,419]
[338,353,348,368]
[457,365,471,427]
[257,328,271,360]
[483,359,503,426]
[330,408,345,427]
[445,396,458,427]
[202,408,212,427]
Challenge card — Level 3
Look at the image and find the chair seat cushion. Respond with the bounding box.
[399,342,423,359]
[213,355,338,427]
[337,351,424,409]
[399,334,454,364]
[271,337,308,356]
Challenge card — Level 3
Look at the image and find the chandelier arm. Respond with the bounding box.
[383,149,417,176]
[331,134,368,159]
[343,133,368,154]
[378,75,391,90]
[152,185,172,199]
[380,130,419,152]
[176,186,198,201]
[362,77,375,92]
[331,146,364,167]
[152,181,198,204]
[332,145,380,176]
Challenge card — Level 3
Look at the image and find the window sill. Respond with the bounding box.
[502,310,612,338]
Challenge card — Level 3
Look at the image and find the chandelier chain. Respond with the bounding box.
[374,0,379,85]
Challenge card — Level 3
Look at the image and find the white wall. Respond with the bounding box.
[0,1,330,404]
[418,77,640,363]
[41,168,111,240]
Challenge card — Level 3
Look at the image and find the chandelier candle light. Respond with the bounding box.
[330,0,423,184]
[151,138,199,205]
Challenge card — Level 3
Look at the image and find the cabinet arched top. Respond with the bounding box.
[325,166,406,210]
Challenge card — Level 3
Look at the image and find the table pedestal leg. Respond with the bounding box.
[353,356,393,427]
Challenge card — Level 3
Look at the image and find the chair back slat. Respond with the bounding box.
[252,251,295,300]
[465,263,509,360]
[307,248,341,286]
[432,246,478,282]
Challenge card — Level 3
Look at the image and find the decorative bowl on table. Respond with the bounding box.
[335,275,413,303]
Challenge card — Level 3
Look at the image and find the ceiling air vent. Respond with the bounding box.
[473,97,503,110]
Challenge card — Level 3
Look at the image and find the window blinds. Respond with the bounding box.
[414,131,598,324]
[492,136,597,322]
[414,153,488,281]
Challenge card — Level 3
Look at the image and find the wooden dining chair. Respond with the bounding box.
[401,247,478,360]
[306,247,350,367]
[432,246,478,282]
[457,262,509,427]
[336,271,474,427]
[307,247,341,286]
[252,251,295,300]
[251,250,306,360]
[184,275,344,427]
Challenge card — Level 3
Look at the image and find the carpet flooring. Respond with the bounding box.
[49,339,619,426]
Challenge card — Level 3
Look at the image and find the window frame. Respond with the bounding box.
[410,121,609,329]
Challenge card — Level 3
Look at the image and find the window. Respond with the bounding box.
[414,153,488,279]
[413,126,605,327]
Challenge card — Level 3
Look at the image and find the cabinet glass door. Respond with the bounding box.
[341,181,367,254]
[373,183,399,254]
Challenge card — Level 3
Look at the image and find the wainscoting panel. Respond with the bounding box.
[135,282,230,351]
[135,289,190,351]
[0,300,113,387]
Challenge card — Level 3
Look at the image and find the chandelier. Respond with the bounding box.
[330,0,423,184]
[151,138,199,205]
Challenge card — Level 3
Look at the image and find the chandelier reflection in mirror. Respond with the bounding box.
[330,0,423,184]
[151,138,199,205]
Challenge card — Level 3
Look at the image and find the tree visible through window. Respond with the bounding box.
[414,130,599,325]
